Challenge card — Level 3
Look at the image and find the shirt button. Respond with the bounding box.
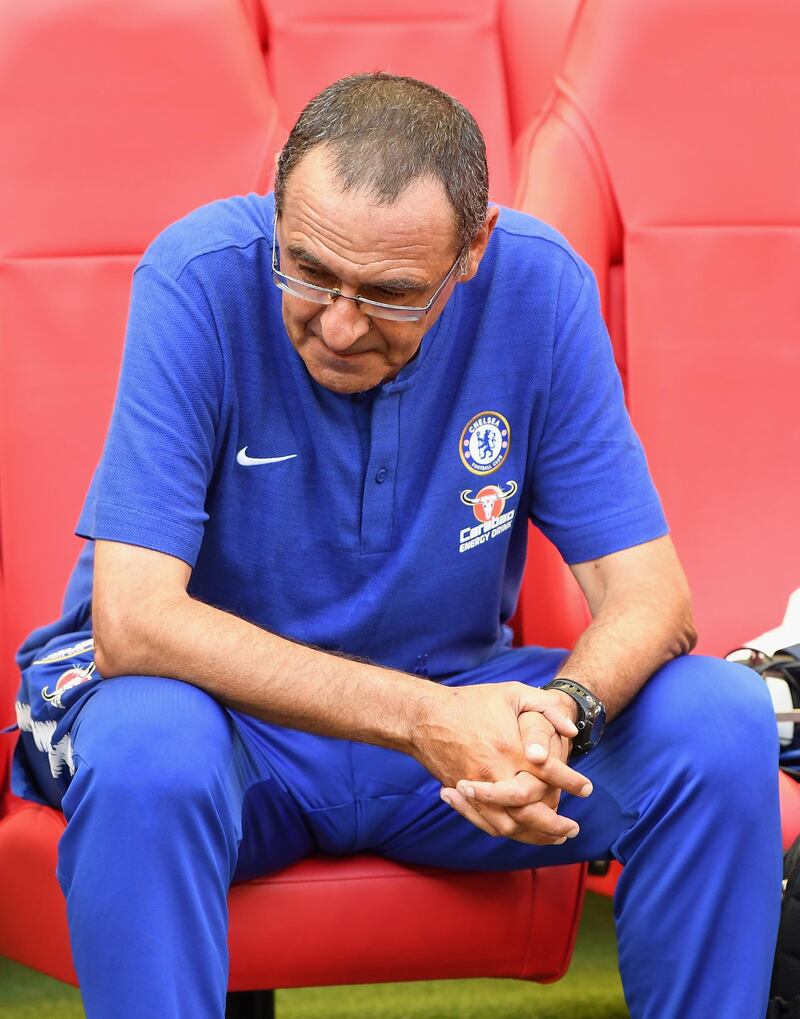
[375,468,388,484]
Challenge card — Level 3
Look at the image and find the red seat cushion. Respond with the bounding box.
[499,0,580,142]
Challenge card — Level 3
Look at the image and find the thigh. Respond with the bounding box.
[70,678,354,881]
[12,627,354,878]
[228,711,359,876]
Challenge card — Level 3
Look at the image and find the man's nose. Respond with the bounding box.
[318,294,371,351]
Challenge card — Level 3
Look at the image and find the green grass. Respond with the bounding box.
[0,892,627,1018]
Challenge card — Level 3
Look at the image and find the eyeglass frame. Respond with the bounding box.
[271,212,466,323]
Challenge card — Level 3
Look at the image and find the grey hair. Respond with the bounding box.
[274,72,489,262]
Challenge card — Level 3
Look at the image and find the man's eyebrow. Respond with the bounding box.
[285,243,430,294]
[286,244,331,271]
[372,276,430,294]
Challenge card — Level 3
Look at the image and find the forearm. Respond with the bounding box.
[556,586,697,720]
[94,591,446,754]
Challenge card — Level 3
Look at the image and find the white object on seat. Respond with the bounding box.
[747,588,800,657]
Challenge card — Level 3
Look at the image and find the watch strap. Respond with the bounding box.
[543,677,606,754]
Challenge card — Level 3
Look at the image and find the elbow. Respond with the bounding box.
[92,615,129,679]
[682,619,699,656]
[92,598,145,679]
[674,599,698,657]
[92,628,122,679]
[92,590,186,678]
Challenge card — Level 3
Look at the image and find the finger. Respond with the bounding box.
[457,771,549,808]
[448,786,576,845]
[440,787,502,838]
[459,762,590,807]
[505,799,581,841]
[543,729,591,798]
[518,717,592,797]
[539,706,580,740]
[445,788,541,842]
[518,710,558,764]
[521,709,578,766]
[516,729,591,798]
[518,699,579,741]
[532,754,593,798]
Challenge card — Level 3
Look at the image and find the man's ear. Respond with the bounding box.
[460,206,500,282]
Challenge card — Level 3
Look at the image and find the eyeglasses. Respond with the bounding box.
[271,213,464,323]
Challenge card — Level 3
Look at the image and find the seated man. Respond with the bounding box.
[12,73,780,1018]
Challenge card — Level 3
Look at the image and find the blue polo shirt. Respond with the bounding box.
[54,193,667,679]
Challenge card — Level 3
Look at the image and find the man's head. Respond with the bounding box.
[273,73,499,393]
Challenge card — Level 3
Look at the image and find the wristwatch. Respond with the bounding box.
[543,678,606,755]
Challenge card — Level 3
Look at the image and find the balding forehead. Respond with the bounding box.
[282,148,460,264]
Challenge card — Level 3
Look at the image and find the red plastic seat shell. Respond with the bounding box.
[0,799,584,989]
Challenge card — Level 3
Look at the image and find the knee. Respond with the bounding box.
[69,675,238,810]
[634,654,779,791]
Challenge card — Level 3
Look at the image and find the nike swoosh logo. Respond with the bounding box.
[237,447,298,466]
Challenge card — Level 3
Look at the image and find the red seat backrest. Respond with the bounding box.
[516,0,800,654]
[499,0,580,143]
[262,0,573,207]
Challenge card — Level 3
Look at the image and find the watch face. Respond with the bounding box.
[587,707,606,748]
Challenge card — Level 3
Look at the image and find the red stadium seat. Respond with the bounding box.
[0,0,585,1004]
[516,0,800,892]
[0,0,281,259]
[516,0,800,660]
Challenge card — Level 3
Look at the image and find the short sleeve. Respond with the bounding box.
[76,263,224,566]
[528,264,668,564]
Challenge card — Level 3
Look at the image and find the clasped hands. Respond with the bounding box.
[416,681,592,846]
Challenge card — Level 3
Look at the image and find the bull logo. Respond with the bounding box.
[460,480,518,523]
[41,662,96,710]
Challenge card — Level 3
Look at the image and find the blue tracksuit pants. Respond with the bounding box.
[13,633,782,1019]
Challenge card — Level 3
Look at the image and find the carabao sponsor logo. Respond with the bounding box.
[458,480,518,554]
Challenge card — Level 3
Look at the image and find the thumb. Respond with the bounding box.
[518,710,556,765]
[519,692,579,741]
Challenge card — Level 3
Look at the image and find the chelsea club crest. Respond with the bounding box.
[459,411,511,475]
